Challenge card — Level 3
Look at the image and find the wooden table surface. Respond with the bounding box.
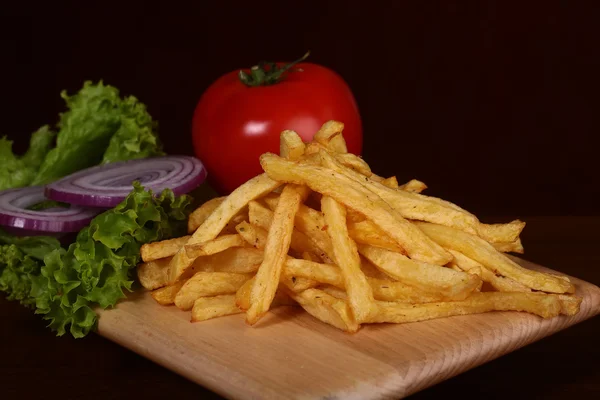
[2,216,599,399]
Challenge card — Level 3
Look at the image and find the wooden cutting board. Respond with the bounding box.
[96,256,600,400]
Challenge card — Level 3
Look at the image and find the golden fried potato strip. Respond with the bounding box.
[416,222,574,294]
[247,185,302,325]
[141,236,191,262]
[289,288,359,332]
[175,272,252,311]
[322,196,376,322]
[191,295,243,322]
[187,197,225,233]
[369,292,562,324]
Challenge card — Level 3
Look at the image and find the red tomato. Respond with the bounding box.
[191,59,362,194]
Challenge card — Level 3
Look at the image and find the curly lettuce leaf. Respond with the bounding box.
[30,183,191,338]
[29,81,164,186]
[101,94,164,163]
[30,82,124,185]
[0,232,61,307]
[0,126,56,190]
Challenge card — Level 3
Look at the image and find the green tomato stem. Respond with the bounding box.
[238,51,310,87]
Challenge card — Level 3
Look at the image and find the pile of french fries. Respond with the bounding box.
[137,121,581,332]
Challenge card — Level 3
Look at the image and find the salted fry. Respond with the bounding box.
[168,173,281,284]
[347,220,405,254]
[322,196,376,322]
[175,272,251,311]
[236,221,268,249]
[370,292,562,323]
[187,197,226,233]
[399,179,427,193]
[194,247,264,274]
[280,130,306,161]
[137,257,172,290]
[334,153,372,176]
[556,295,583,316]
[448,249,531,293]
[141,236,191,262]
[492,238,525,254]
[151,281,185,306]
[477,220,526,244]
[380,176,399,189]
[191,295,244,322]
[184,234,246,259]
[358,244,481,300]
[260,153,452,265]
[289,288,359,332]
[416,222,574,294]
[247,185,302,325]
[313,120,347,153]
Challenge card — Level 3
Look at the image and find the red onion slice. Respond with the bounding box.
[0,186,102,233]
[45,155,207,208]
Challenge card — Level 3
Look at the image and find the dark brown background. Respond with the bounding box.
[1,2,600,399]
[2,1,599,217]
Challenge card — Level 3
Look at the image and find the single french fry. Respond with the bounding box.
[358,244,481,300]
[492,238,525,254]
[322,196,376,322]
[236,221,268,249]
[347,220,405,254]
[260,152,452,265]
[288,288,359,332]
[193,247,264,274]
[369,292,562,324]
[247,185,302,325]
[380,176,399,189]
[347,209,366,223]
[191,295,244,322]
[137,257,172,290]
[141,236,191,262]
[556,295,583,316]
[416,222,574,294]
[168,173,281,284]
[151,281,186,306]
[477,220,526,244]
[175,272,251,311]
[280,130,306,161]
[334,153,372,176]
[184,234,246,259]
[399,179,427,193]
[448,249,531,293]
[313,120,347,153]
[187,197,226,233]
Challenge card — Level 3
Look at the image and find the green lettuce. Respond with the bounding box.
[0,81,164,190]
[31,81,165,185]
[0,184,191,338]
[0,126,56,190]
[0,232,62,307]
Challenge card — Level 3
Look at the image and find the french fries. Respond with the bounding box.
[247,185,302,325]
[141,236,191,262]
[137,119,579,332]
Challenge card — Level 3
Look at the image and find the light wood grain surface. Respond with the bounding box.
[96,256,600,400]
